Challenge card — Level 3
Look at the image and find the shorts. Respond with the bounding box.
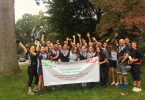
[130,64,141,81]
[110,60,117,68]
[38,66,43,75]
[107,59,111,66]
[39,75,43,81]
[116,63,128,75]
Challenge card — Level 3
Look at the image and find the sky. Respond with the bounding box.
[15,0,45,21]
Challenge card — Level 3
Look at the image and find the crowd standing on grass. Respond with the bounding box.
[17,32,143,96]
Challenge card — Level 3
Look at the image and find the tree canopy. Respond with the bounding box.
[30,0,145,41]
[36,0,100,39]
[16,13,48,43]
[91,0,145,39]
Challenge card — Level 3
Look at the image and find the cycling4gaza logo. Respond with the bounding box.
[85,57,99,64]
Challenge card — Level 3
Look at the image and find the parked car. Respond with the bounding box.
[18,54,26,62]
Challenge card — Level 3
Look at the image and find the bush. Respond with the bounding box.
[138,40,145,53]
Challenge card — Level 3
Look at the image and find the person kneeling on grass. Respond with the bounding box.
[36,42,49,96]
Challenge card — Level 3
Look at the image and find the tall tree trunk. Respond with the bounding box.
[0,0,20,75]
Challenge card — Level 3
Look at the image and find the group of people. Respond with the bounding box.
[17,32,143,96]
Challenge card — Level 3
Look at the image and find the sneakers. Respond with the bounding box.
[38,90,43,96]
[136,88,142,92]
[132,87,142,92]
[116,84,123,88]
[132,87,138,91]
[115,82,119,86]
[111,81,116,85]
[116,84,128,89]
[28,90,34,95]
[33,88,38,92]
[122,84,128,89]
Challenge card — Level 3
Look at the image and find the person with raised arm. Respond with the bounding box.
[36,41,49,96]
[72,35,76,45]
[77,33,82,47]
[18,39,39,95]
[70,35,76,50]
[87,32,91,43]
[41,32,45,45]
[92,37,99,46]
[64,37,70,45]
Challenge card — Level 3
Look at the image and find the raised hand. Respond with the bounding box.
[92,37,96,41]
[87,32,90,37]
[72,35,75,38]
[36,40,41,46]
[106,38,110,42]
[66,37,69,41]
[114,33,118,38]
[77,33,81,37]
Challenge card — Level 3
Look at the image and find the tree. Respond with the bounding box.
[16,13,48,44]
[36,0,100,39]
[0,0,20,75]
[91,0,145,39]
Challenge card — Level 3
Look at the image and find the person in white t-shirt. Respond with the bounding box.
[110,44,118,85]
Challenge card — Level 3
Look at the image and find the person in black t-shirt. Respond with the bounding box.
[129,41,142,92]
[19,41,39,95]
[95,46,109,86]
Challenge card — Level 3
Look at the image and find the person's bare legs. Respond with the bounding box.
[123,75,128,85]
[111,67,115,85]
[116,73,120,85]
[137,81,141,88]
[119,74,122,84]
[38,80,42,91]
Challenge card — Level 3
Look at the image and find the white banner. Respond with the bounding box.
[42,57,100,86]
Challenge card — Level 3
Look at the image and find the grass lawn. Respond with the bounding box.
[0,64,145,100]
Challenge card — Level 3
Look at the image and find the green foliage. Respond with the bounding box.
[16,13,48,44]
[138,40,145,52]
[45,32,59,42]
[42,0,100,39]
[91,0,145,39]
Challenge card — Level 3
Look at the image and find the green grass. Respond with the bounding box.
[0,64,145,100]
